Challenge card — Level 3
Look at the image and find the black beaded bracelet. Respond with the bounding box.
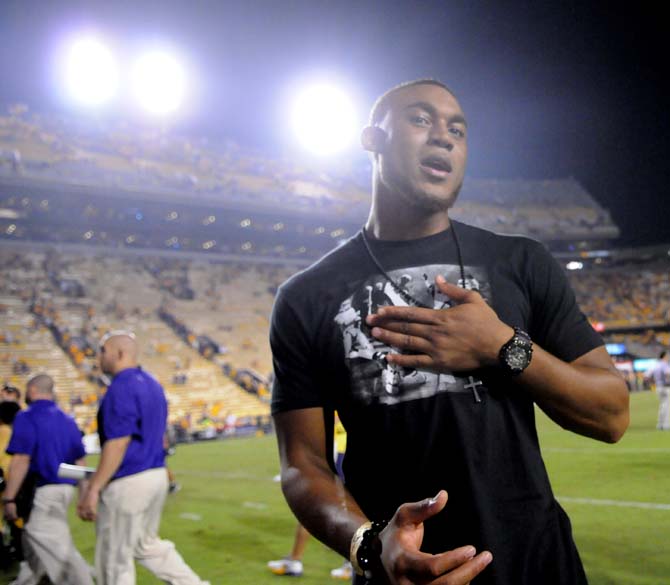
[357,519,388,578]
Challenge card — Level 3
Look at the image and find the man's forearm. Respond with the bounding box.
[275,408,367,560]
[4,454,30,500]
[89,436,131,492]
[281,449,367,559]
[518,345,629,443]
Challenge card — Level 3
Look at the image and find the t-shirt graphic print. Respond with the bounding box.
[334,262,489,406]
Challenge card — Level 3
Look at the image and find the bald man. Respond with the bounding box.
[3,374,93,585]
[78,331,209,585]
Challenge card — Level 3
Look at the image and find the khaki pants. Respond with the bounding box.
[12,483,93,585]
[96,467,209,585]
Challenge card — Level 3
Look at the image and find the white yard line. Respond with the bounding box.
[544,447,670,454]
[176,470,270,480]
[558,496,670,511]
[176,471,670,511]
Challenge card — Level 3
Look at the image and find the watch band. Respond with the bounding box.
[513,327,531,344]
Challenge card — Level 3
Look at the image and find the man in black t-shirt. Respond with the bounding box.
[270,79,629,585]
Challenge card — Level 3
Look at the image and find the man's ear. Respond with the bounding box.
[361,126,387,153]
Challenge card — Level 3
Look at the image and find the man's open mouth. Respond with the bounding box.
[420,155,452,176]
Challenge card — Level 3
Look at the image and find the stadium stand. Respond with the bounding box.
[572,268,670,328]
[1,105,619,251]
[0,291,100,431]
[0,248,273,438]
[1,105,668,440]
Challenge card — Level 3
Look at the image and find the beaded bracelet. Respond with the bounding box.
[350,519,389,579]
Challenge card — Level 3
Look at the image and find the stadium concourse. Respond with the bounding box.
[0,105,669,438]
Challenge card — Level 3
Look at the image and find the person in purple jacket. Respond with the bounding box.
[78,331,208,585]
[3,373,93,585]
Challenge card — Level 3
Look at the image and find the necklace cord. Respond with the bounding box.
[361,221,466,308]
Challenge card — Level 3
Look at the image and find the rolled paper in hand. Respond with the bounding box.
[57,463,96,480]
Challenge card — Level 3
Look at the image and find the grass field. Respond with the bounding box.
[2,390,669,584]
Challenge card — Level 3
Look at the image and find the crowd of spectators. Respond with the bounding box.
[158,305,270,401]
[571,267,670,327]
[30,297,104,391]
[158,306,222,359]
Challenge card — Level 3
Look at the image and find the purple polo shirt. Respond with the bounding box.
[6,400,86,486]
[97,367,167,480]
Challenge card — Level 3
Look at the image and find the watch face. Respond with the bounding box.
[507,345,530,370]
[499,329,533,375]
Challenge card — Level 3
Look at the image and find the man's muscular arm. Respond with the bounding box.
[366,278,629,443]
[275,407,364,557]
[274,407,492,585]
[512,343,628,443]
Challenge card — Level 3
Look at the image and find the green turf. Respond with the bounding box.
[2,391,668,584]
[539,391,670,585]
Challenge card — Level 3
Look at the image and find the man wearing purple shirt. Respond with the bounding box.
[3,373,93,585]
[78,331,208,585]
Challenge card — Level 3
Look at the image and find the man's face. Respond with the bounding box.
[1,388,19,403]
[375,83,468,212]
[98,342,114,375]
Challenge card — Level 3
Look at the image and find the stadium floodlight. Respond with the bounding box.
[62,36,118,106]
[131,50,186,115]
[290,82,359,156]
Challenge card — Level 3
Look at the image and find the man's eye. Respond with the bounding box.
[449,127,465,138]
[410,115,430,126]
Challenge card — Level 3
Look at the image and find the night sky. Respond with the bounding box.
[1,1,667,246]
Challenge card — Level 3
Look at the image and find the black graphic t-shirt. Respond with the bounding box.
[271,221,601,585]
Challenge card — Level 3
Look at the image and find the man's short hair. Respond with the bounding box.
[369,79,457,126]
[98,329,136,351]
[661,350,668,359]
[26,373,54,397]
